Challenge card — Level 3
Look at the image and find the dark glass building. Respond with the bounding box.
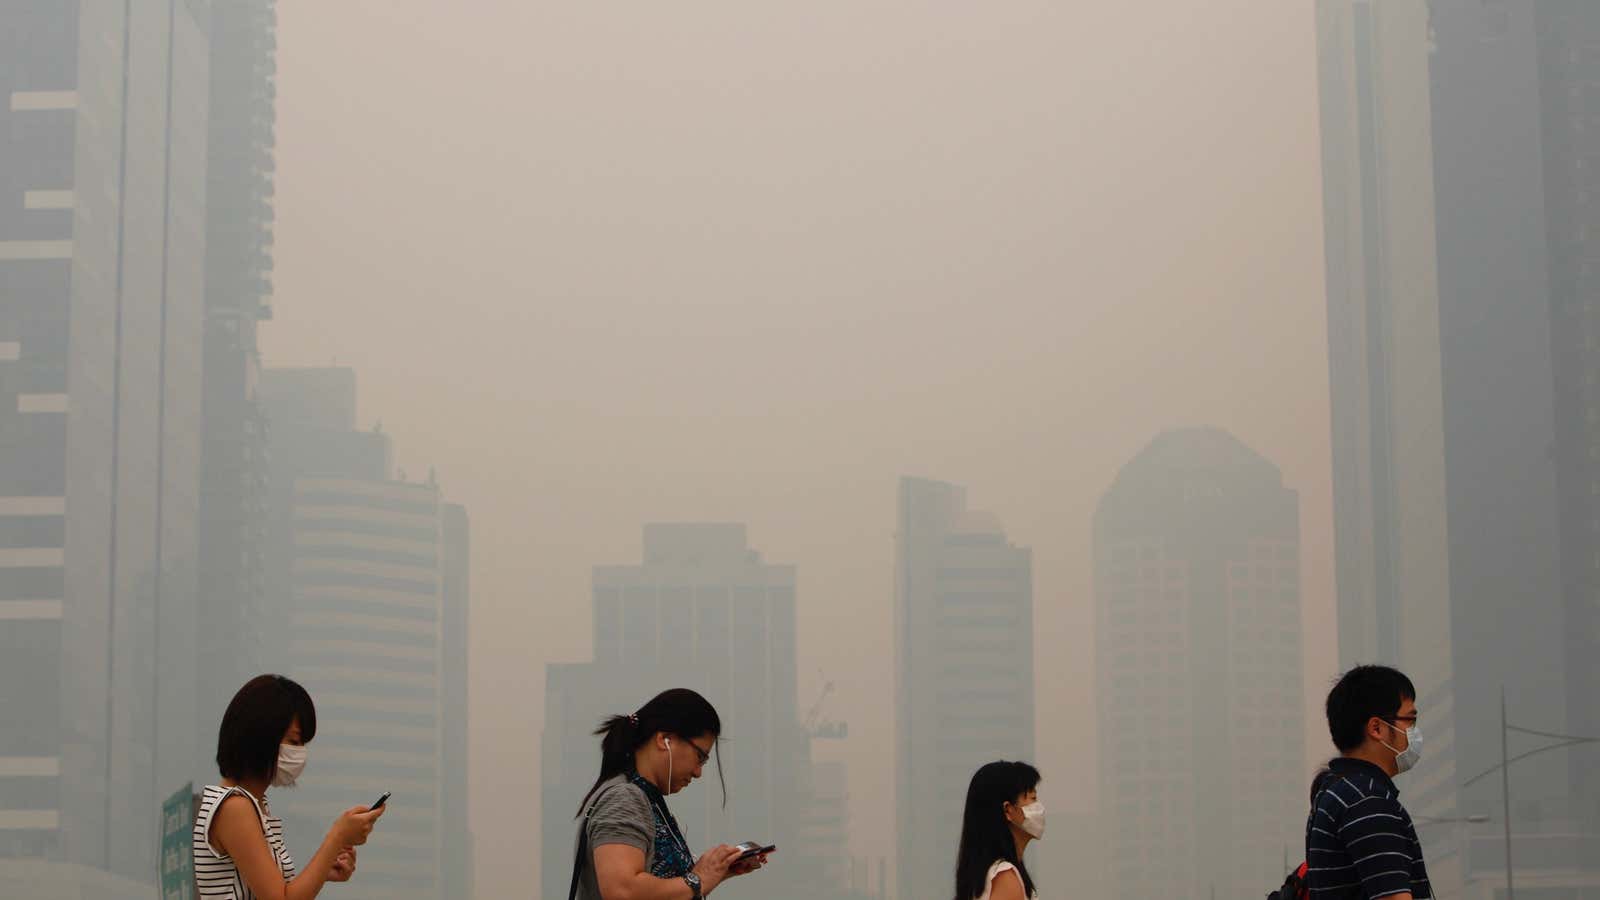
[1317,1,1600,892]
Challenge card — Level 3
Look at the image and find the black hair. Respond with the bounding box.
[1309,766,1332,803]
[577,688,725,815]
[1325,664,1416,752]
[216,674,317,782]
[953,761,1040,900]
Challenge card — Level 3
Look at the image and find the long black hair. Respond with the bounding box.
[577,687,725,814]
[953,760,1040,900]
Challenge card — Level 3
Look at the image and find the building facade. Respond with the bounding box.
[1093,428,1303,900]
[278,476,448,900]
[195,0,278,741]
[1317,1,1600,891]
[894,477,1033,900]
[440,502,473,899]
[1,0,211,885]
[262,368,470,900]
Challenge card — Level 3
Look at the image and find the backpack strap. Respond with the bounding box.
[569,783,625,900]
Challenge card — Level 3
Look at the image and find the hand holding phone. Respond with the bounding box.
[733,841,775,862]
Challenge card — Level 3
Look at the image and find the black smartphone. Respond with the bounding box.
[734,842,775,862]
[370,791,391,811]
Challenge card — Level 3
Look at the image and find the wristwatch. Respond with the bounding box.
[683,872,703,899]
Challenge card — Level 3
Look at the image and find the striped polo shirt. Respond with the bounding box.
[1305,758,1431,899]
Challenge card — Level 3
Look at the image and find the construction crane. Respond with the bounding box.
[803,671,847,739]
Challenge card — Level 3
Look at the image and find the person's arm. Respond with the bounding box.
[1338,795,1416,900]
[593,843,740,900]
[211,795,384,900]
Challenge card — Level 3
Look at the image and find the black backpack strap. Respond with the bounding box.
[569,783,624,900]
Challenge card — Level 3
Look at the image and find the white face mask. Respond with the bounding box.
[1015,800,1045,840]
[1379,722,1422,775]
[272,743,308,787]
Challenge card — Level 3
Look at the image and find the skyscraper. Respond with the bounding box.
[1317,2,1600,891]
[541,523,809,899]
[1,0,211,886]
[440,502,473,899]
[1092,428,1303,900]
[196,0,279,743]
[793,754,850,893]
[261,368,471,900]
[894,477,1033,900]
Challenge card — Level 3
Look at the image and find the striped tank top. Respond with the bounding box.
[193,784,297,898]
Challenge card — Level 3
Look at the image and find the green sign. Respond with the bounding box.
[160,783,196,900]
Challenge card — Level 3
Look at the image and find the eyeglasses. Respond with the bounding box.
[680,738,713,766]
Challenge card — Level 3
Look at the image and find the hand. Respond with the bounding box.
[329,847,357,882]
[331,804,385,847]
[728,849,771,877]
[691,844,741,895]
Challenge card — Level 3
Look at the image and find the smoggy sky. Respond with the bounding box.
[264,2,1330,893]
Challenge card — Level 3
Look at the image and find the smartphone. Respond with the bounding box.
[370,792,391,811]
[734,842,775,862]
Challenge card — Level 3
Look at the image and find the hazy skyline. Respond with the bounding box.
[262,2,1331,895]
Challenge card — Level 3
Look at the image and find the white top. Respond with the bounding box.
[977,859,1038,900]
[193,785,296,899]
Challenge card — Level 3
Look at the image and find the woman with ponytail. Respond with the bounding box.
[567,688,770,900]
[952,761,1044,900]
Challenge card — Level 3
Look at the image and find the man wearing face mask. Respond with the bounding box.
[1305,665,1432,899]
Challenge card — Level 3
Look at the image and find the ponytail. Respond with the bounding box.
[585,713,641,803]
[576,688,725,815]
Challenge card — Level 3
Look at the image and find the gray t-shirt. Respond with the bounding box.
[573,774,656,900]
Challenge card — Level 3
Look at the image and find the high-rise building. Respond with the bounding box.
[541,524,810,899]
[1,0,211,886]
[1314,1,1465,885]
[1317,2,1600,892]
[794,756,850,892]
[1093,428,1303,900]
[440,502,473,899]
[894,477,1033,900]
[261,368,471,900]
[195,0,279,743]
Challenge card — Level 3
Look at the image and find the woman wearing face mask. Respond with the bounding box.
[194,674,387,899]
[569,688,771,900]
[953,761,1044,900]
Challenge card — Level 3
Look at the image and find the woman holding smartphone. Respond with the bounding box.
[194,674,387,899]
[568,688,771,900]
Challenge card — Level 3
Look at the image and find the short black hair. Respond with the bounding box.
[1325,665,1415,752]
[216,674,317,782]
